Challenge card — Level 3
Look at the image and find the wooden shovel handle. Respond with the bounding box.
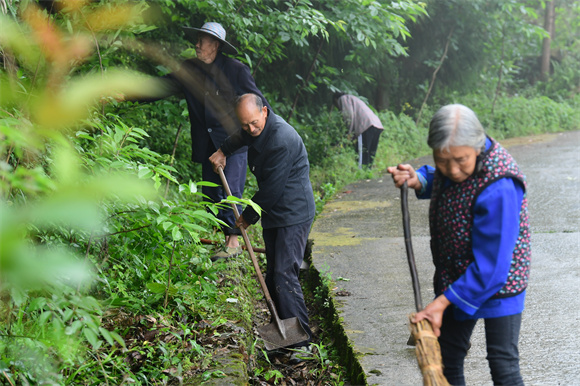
[401,181,423,312]
[217,167,281,320]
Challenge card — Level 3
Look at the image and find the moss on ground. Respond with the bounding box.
[302,249,367,385]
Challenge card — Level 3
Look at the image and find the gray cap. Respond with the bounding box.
[183,22,238,55]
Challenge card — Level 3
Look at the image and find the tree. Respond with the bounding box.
[540,0,555,80]
[390,0,549,117]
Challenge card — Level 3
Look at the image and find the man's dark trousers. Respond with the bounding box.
[201,151,247,236]
[262,219,313,342]
[360,125,382,166]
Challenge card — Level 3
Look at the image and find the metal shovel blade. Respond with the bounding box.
[258,317,309,351]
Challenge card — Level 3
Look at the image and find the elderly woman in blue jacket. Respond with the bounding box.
[387,104,530,386]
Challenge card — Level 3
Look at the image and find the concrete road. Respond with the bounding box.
[310,131,580,385]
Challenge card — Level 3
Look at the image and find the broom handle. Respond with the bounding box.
[401,181,423,312]
[217,167,283,322]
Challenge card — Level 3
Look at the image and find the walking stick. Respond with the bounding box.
[401,181,450,386]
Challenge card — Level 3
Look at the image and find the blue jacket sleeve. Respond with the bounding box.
[416,165,435,199]
[444,177,525,315]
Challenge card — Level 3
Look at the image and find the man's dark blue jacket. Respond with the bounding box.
[140,53,269,163]
[220,109,315,229]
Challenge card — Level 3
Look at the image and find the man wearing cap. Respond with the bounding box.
[124,22,270,261]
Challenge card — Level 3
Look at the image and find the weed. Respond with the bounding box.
[254,367,284,384]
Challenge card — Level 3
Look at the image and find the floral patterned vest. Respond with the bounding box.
[429,138,531,298]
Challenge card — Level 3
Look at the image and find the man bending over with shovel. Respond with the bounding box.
[209,93,315,352]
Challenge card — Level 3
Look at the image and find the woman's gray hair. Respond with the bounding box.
[427,104,486,152]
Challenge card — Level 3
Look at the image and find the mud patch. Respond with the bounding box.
[322,199,393,213]
[498,133,558,148]
[309,226,377,247]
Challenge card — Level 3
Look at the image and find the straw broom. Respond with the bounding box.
[400,182,449,386]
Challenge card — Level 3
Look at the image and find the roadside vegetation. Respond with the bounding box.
[0,0,578,384]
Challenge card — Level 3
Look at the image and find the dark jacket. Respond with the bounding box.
[138,53,269,162]
[221,109,315,229]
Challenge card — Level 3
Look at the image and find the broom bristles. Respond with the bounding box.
[409,314,450,386]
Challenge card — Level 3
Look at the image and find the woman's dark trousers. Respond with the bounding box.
[438,311,524,386]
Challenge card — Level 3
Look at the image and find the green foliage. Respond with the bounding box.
[394,0,543,114]
[0,102,234,382]
[1,0,578,384]
[254,366,284,384]
[535,54,580,102]
[376,109,430,164]
[123,0,428,120]
[474,94,580,138]
[0,2,255,383]
[295,109,350,166]
[109,96,198,182]
[0,102,258,383]
[0,125,150,382]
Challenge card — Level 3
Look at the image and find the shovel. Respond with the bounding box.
[217,167,309,350]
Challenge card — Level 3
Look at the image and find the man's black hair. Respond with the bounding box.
[332,92,346,104]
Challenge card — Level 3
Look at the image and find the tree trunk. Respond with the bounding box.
[252,40,274,78]
[540,1,555,81]
[164,124,183,199]
[491,27,506,116]
[375,74,388,111]
[415,27,454,126]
